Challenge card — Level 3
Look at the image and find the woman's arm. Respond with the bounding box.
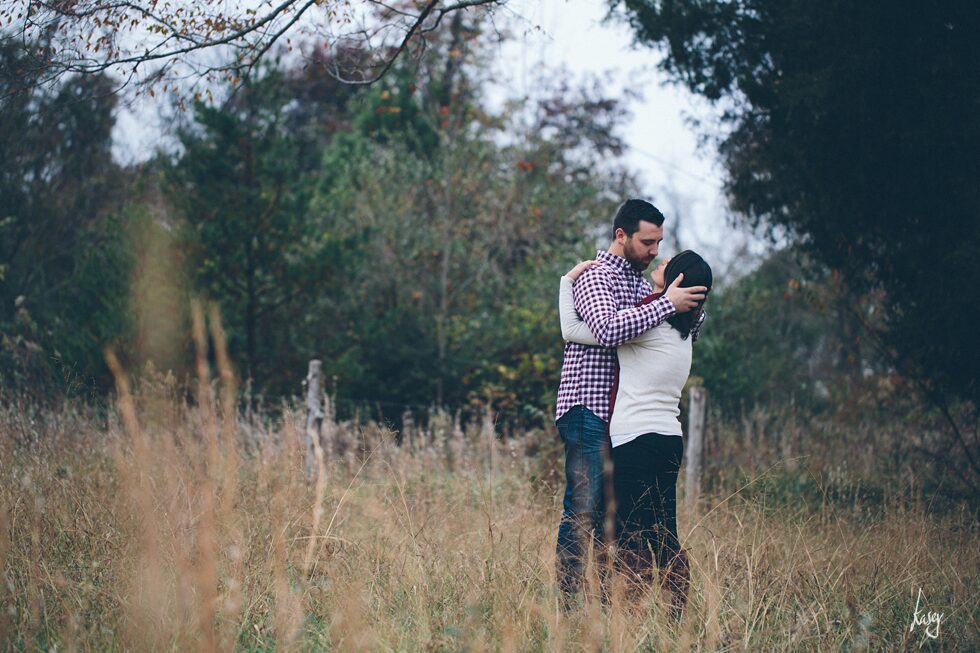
[559,276,601,345]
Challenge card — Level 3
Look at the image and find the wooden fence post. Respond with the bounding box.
[305,359,324,479]
[685,386,707,511]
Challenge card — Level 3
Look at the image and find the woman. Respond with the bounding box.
[559,250,712,614]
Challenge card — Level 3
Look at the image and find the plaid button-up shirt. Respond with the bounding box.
[555,250,678,422]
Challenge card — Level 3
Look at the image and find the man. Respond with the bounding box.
[554,199,706,606]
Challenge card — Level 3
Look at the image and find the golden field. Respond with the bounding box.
[1,335,976,651]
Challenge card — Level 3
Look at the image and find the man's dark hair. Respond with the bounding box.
[663,250,712,340]
[613,199,665,238]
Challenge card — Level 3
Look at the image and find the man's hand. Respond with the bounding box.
[665,273,707,313]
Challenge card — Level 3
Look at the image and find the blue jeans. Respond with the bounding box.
[555,405,610,603]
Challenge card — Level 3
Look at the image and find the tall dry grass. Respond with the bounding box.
[1,314,977,650]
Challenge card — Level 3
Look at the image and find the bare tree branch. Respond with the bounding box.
[1,0,506,96]
[329,0,439,85]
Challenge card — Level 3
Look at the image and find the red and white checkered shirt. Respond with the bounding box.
[555,250,677,422]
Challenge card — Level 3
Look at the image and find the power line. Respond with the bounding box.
[629,145,718,185]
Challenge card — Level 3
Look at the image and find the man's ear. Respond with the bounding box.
[614,227,627,245]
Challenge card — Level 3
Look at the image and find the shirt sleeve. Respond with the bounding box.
[572,267,675,347]
[558,276,600,345]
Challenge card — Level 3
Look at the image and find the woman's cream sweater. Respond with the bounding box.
[559,276,690,444]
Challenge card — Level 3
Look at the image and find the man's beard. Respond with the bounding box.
[623,242,652,270]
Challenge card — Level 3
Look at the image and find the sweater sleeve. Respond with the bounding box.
[559,276,600,345]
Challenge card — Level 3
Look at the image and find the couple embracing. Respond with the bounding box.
[553,199,712,616]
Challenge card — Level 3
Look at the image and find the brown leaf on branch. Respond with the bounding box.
[1,0,506,99]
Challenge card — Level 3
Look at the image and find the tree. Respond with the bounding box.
[305,22,637,422]
[0,41,132,395]
[693,248,885,416]
[1,0,506,99]
[615,0,980,457]
[166,70,350,392]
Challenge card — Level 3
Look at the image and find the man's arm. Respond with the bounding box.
[572,267,675,348]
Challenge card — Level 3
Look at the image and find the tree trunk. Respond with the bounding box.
[433,12,466,408]
[243,133,258,390]
[245,242,257,388]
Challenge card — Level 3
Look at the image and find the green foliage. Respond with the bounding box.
[694,249,877,415]
[615,0,980,405]
[167,70,352,393]
[2,21,636,424]
[0,41,132,395]
[355,73,440,157]
[306,116,627,422]
[158,27,634,423]
[48,213,134,392]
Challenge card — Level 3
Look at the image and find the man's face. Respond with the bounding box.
[620,221,663,270]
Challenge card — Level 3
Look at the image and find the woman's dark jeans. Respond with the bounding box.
[555,405,610,604]
[612,433,689,609]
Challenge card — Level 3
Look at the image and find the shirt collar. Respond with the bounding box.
[596,249,642,277]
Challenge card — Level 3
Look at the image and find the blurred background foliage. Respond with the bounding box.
[1,20,635,426]
[614,0,979,486]
[1,5,977,487]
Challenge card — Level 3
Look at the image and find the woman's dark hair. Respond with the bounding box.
[663,250,713,340]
